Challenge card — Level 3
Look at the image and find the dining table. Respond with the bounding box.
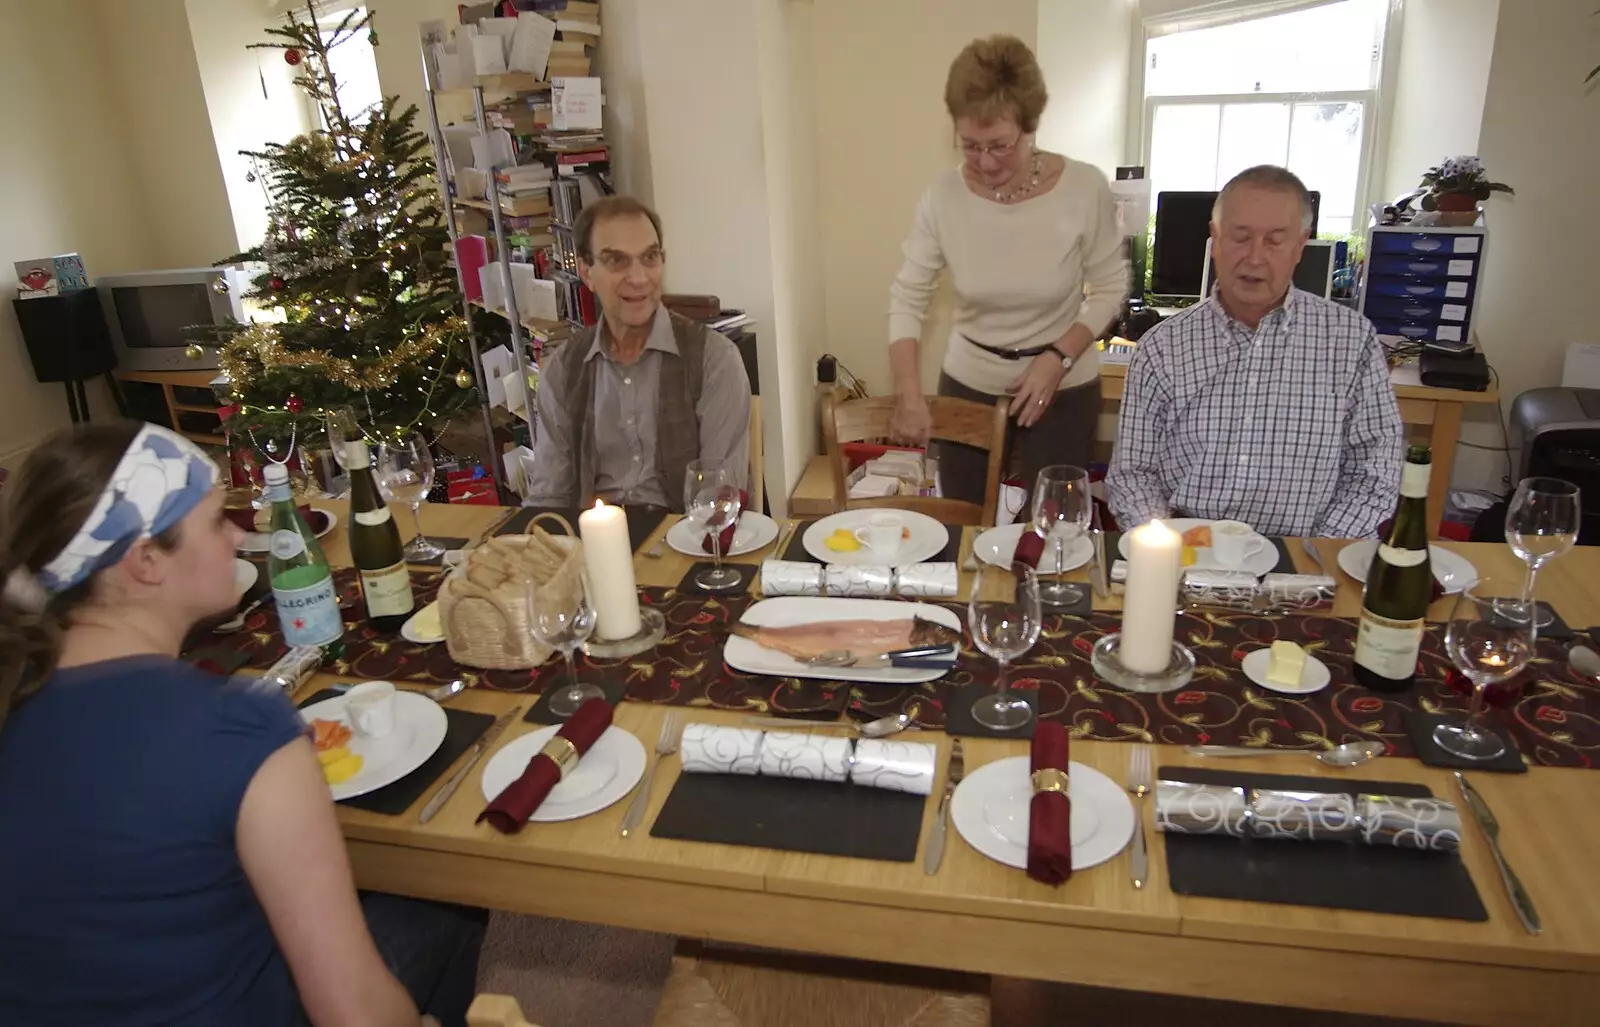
[269,500,1600,1027]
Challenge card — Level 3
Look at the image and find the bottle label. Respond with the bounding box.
[1376,542,1428,567]
[273,575,343,647]
[263,482,291,503]
[1354,611,1425,680]
[360,560,415,617]
[353,507,393,526]
[270,529,307,560]
[1401,462,1430,499]
[343,440,371,470]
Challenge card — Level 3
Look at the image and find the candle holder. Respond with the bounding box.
[583,605,666,660]
[1091,634,1196,694]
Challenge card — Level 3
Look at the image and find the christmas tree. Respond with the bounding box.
[202,7,477,448]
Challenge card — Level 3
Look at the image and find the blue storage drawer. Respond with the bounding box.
[1371,255,1477,279]
[1365,275,1473,301]
[1369,318,1468,344]
[1370,232,1484,257]
[1365,297,1471,323]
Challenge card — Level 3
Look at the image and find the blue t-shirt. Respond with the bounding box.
[0,656,306,1025]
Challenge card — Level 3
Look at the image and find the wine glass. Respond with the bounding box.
[526,575,601,717]
[325,407,362,470]
[376,433,442,561]
[684,459,744,592]
[1438,578,1536,761]
[1031,464,1092,607]
[1505,477,1580,627]
[968,562,1042,731]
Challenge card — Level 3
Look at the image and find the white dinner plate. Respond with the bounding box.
[802,509,949,567]
[724,596,961,685]
[973,523,1094,574]
[951,757,1135,873]
[666,511,779,557]
[479,724,646,822]
[1336,540,1478,595]
[234,558,258,596]
[1117,518,1278,576]
[400,601,445,645]
[1241,646,1331,696]
[300,689,449,802]
[237,508,339,555]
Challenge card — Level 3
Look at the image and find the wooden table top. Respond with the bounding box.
[301,501,1600,1022]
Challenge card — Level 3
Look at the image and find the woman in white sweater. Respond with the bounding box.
[888,35,1130,505]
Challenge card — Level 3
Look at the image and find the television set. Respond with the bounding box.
[1200,238,1337,299]
[96,267,252,372]
[1150,189,1321,299]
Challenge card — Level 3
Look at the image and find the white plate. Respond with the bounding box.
[479,724,646,822]
[951,757,1135,873]
[300,689,449,802]
[237,508,339,555]
[1336,540,1478,594]
[1241,646,1331,696]
[234,558,258,596]
[400,601,445,645]
[724,596,961,684]
[973,523,1093,574]
[666,511,779,557]
[1117,518,1278,576]
[802,509,949,567]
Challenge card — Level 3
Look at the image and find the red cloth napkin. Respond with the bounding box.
[701,489,749,554]
[1027,720,1073,885]
[477,698,613,834]
[1013,528,1045,569]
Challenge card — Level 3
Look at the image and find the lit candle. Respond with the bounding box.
[1121,519,1183,674]
[578,500,642,640]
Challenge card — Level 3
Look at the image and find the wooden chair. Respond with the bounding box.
[748,395,765,513]
[821,392,1008,526]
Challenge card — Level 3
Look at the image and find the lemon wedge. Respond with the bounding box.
[825,532,862,552]
[323,753,364,785]
[317,745,351,767]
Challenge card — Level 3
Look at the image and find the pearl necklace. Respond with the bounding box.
[990,152,1044,203]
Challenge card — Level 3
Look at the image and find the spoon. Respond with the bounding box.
[1568,645,1600,682]
[1185,741,1386,768]
[332,679,466,703]
[214,597,266,634]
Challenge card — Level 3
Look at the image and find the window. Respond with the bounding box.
[1142,0,1390,238]
[316,7,383,124]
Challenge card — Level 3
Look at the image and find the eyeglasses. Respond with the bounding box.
[959,136,1022,160]
[593,247,665,273]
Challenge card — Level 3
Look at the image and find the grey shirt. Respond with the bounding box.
[525,303,752,508]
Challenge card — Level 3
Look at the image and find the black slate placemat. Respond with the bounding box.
[1157,765,1486,921]
[406,535,470,566]
[1403,711,1528,773]
[650,773,927,861]
[523,678,629,725]
[495,505,667,554]
[944,681,1038,739]
[675,561,759,596]
[298,688,494,815]
[781,520,961,564]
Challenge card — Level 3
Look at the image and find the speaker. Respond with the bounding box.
[11,289,117,383]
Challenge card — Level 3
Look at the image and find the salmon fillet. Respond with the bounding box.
[730,616,959,660]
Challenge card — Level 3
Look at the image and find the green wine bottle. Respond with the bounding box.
[342,439,415,632]
[1353,444,1433,693]
[263,463,345,653]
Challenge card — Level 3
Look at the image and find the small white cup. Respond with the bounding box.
[345,681,397,739]
[853,513,905,558]
[1210,520,1266,568]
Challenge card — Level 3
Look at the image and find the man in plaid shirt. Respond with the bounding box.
[1108,166,1402,538]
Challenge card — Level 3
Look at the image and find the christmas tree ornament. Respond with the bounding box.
[184,343,205,361]
[245,170,257,183]
[284,47,302,65]
[269,276,286,292]
[286,395,304,414]
[455,369,474,389]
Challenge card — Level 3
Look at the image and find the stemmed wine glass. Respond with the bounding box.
[1439,577,1536,761]
[526,575,601,717]
[968,562,1043,731]
[1504,477,1580,628]
[325,407,362,469]
[1031,464,1092,607]
[376,433,442,561]
[684,459,744,592]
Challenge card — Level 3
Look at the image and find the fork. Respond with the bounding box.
[621,711,682,837]
[1126,744,1152,889]
[1300,538,1327,576]
[642,531,668,559]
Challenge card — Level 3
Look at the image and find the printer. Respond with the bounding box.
[1509,387,1600,544]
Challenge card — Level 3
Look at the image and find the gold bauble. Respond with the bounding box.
[183,343,205,361]
[455,369,474,389]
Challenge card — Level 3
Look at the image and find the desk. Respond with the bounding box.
[112,368,225,445]
[290,501,1600,1025]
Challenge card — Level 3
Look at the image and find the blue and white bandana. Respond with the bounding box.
[37,424,219,594]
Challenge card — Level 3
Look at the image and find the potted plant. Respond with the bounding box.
[1418,155,1513,225]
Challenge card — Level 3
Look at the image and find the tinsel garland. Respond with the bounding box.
[220,316,465,392]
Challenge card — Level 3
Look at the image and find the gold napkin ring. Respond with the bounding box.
[1031,768,1069,795]
[540,736,581,779]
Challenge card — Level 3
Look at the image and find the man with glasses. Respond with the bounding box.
[525,196,751,512]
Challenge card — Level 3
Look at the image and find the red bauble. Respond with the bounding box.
[269,276,286,292]
[284,48,303,66]
[286,395,304,414]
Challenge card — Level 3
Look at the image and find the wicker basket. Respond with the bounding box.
[439,513,586,670]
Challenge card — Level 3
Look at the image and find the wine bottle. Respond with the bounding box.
[1353,444,1433,693]
[263,462,345,653]
[342,439,415,632]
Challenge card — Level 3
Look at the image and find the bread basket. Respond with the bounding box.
[439,513,585,670]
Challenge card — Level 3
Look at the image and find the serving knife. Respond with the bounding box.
[418,707,521,824]
[923,739,965,875]
[1455,771,1541,935]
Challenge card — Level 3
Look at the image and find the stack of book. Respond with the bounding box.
[547,39,591,78]
[494,164,552,218]
[552,1,601,52]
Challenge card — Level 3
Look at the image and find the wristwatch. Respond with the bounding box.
[1052,343,1074,372]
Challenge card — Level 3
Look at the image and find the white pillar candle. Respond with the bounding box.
[578,500,642,640]
[1121,519,1183,674]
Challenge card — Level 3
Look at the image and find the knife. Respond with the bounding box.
[1455,771,1541,935]
[923,738,965,875]
[418,707,521,824]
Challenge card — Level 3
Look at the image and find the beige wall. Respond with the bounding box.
[1037,0,1137,176]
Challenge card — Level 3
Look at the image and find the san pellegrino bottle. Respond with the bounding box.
[1353,445,1433,693]
[342,438,415,632]
[263,462,345,653]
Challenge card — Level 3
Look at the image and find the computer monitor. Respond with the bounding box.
[1150,189,1321,298]
[1200,238,1337,299]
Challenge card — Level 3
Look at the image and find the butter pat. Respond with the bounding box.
[410,601,443,640]
[1266,640,1307,688]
